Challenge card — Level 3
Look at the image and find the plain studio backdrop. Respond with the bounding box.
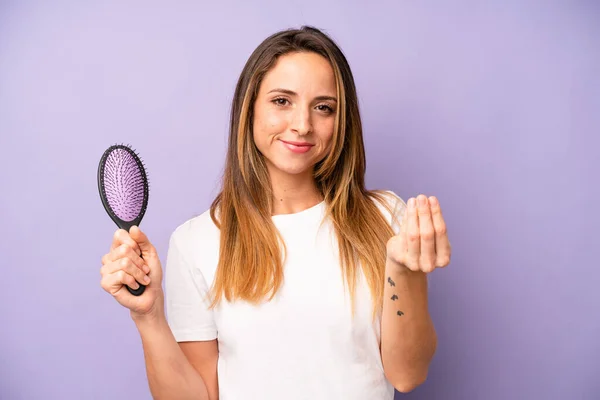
[0,1,598,399]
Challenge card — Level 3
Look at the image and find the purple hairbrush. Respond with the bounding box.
[97,144,149,296]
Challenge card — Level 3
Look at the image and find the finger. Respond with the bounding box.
[129,226,157,259]
[110,229,125,251]
[111,229,141,256]
[400,199,409,235]
[429,196,451,267]
[417,195,436,273]
[101,259,150,286]
[405,197,420,271]
[396,200,409,261]
[101,269,141,294]
[104,244,148,273]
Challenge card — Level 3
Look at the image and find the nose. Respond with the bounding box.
[290,106,313,136]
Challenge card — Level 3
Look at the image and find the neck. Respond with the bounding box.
[268,167,323,216]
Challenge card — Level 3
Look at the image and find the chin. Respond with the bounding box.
[270,159,314,176]
[277,165,313,176]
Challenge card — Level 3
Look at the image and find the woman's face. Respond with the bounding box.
[252,51,337,179]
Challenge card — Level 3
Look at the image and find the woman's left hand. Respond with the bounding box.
[386,194,451,273]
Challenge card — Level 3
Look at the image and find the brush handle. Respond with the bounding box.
[127,283,146,296]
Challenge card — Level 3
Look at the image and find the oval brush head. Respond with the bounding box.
[98,143,150,296]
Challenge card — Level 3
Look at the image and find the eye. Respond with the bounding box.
[316,104,334,114]
[272,97,289,106]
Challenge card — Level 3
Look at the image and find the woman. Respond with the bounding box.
[100,26,451,400]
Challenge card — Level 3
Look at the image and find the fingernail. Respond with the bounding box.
[418,195,427,206]
[143,275,151,284]
[143,265,150,274]
[132,282,140,289]
[408,198,416,208]
[429,196,438,206]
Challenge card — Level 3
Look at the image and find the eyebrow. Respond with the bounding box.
[267,88,337,102]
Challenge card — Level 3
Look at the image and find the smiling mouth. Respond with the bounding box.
[279,139,314,154]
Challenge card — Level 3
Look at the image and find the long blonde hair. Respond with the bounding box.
[209,26,396,314]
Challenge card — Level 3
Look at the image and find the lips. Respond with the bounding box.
[280,139,314,154]
[280,140,314,147]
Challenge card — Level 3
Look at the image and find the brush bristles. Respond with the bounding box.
[103,146,148,222]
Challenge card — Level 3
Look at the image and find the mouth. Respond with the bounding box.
[279,139,314,154]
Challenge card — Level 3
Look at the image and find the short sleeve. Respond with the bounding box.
[164,231,217,342]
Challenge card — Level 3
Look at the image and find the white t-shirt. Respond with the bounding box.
[165,190,405,400]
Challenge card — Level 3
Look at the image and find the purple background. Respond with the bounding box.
[0,1,598,399]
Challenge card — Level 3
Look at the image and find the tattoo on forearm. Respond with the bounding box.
[387,276,403,315]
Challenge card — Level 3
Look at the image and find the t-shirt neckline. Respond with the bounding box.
[271,200,325,222]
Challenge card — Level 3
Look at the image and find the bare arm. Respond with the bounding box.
[133,309,212,400]
[380,264,437,393]
[380,195,451,392]
[101,227,218,399]
[179,341,219,400]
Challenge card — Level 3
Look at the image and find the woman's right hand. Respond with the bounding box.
[100,226,164,319]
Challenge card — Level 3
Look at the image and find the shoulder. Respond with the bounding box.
[171,208,218,242]
[168,208,221,267]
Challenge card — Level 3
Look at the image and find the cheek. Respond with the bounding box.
[317,121,335,149]
[255,109,287,139]
[266,111,286,128]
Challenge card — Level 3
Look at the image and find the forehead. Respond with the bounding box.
[260,51,336,93]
